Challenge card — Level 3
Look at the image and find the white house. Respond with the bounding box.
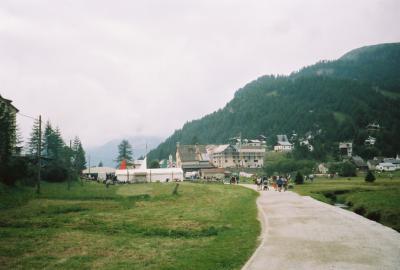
[318,163,329,174]
[376,163,396,172]
[300,139,314,151]
[339,142,353,157]
[364,136,376,146]
[274,135,293,152]
[116,156,184,182]
[381,158,400,170]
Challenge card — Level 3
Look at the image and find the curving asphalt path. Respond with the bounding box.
[241,184,400,270]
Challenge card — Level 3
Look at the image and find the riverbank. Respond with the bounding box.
[292,176,400,232]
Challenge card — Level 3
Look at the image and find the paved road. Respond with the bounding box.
[241,184,400,270]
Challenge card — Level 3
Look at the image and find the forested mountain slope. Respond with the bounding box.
[148,43,400,161]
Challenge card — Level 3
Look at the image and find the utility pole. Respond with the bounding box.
[36,115,42,194]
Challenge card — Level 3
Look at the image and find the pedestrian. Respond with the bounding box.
[256,177,262,190]
[283,177,288,191]
[262,176,269,190]
[277,176,283,192]
[272,175,277,191]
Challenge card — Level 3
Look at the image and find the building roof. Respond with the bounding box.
[239,147,265,153]
[0,94,19,112]
[212,144,232,154]
[378,162,396,167]
[277,134,289,142]
[383,158,400,164]
[339,142,352,148]
[181,163,215,170]
[367,160,379,166]
[82,167,116,174]
[351,156,367,167]
[177,145,198,162]
[277,141,292,146]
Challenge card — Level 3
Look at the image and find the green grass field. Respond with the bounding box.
[0,181,259,270]
[292,174,400,232]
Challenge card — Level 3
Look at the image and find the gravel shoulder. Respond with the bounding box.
[240,184,400,270]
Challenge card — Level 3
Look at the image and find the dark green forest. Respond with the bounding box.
[148,43,400,161]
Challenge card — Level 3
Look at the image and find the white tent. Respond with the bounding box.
[115,167,183,183]
[147,168,184,182]
[82,167,116,180]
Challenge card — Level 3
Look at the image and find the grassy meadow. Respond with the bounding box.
[0,181,259,270]
[292,173,400,232]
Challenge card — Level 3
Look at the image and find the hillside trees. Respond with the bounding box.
[148,43,400,162]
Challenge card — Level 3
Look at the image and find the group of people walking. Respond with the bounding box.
[255,175,290,192]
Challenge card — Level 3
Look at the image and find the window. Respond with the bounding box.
[225,160,228,163]
[254,160,258,163]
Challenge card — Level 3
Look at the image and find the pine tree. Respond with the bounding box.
[73,138,86,173]
[116,140,133,165]
[98,161,103,167]
[27,118,41,156]
[42,121,54,158]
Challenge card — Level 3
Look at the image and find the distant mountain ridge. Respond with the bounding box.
[148,43,400,161]
[87,136,163,167]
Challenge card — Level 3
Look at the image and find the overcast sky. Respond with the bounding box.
[1,0,399,148]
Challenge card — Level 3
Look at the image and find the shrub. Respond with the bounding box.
[329,161,357,177]
[365,170,376,182]
[42,164,69,182]
[339,161,357,177]
[294,172,304,185]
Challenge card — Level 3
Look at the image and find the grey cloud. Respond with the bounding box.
[1,0,399,147]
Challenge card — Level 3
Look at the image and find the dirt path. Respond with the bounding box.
[241,184,400,270]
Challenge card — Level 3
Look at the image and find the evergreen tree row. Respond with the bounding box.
[27,120,86,182]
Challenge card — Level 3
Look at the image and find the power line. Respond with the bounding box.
[17,111,38,121]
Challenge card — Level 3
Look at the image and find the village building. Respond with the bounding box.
[115,157,184,182]
[351,155,368,171]
[383,157,400,170]
[339,142,353,157]
[200,168,225,180]
[364,136,376,146]
[176,143,214,173]
[376,162,396,172]
[82,166,116,181]
[116,167,184,182]
[207,138,266,169]
[159,155,176,168]
[318,163,329,174]
[367,123,381,132]
[274,134,293,152]
[238,144,266,168]
[367,159,379,170]
[300,139,314,151]
[0,94,19,118]
[0,95,19,154]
